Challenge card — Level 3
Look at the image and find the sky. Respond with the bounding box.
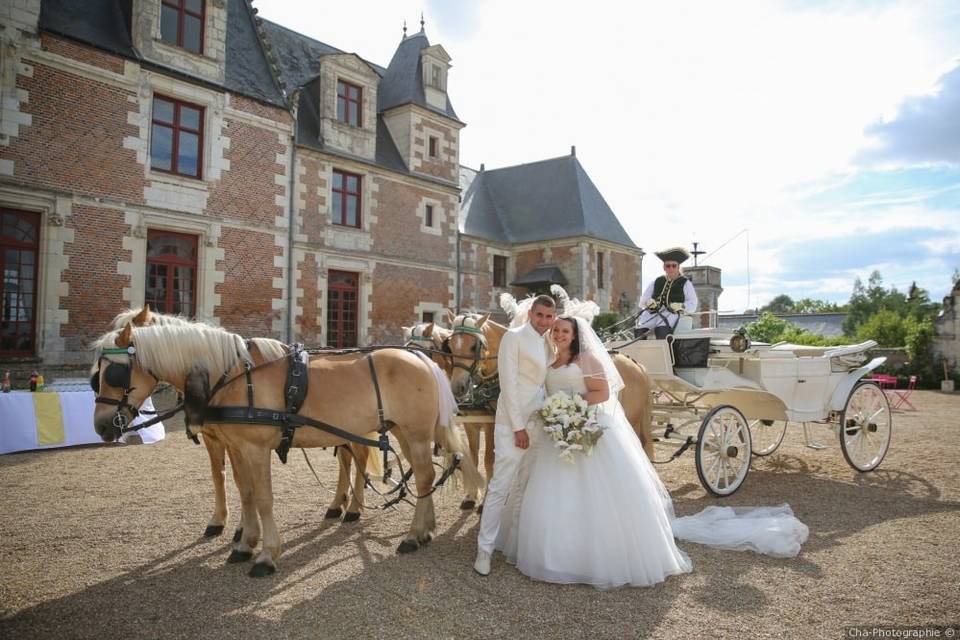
[253,0,960,313]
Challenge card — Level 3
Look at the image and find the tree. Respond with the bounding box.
[855,309,916,347]
[759,294,794,314]
[745,312,796,343]
[792,297,845,313]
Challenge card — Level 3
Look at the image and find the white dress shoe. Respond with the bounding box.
[473,550,491,576]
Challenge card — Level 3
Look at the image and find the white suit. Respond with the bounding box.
[477,321,553,554]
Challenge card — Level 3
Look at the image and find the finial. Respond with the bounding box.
[570,145,576,156]
[403,19,407,38]
[691,241,705,267]
[420,12,425,31]
[480,163,485,172]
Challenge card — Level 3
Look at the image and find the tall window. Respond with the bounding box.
[425,204,434,227]
[145,230,198,317]
[428,136,439,158]
[597,251,605,289]
[160,0,204,54]
[331,170,361,228]
[336,80,362,127]
[493,255,507,288]
[422,311,434,323]
[327,270,358,348]
[0,210,39,355]
[430,64,445,90]
[151,95,204,179]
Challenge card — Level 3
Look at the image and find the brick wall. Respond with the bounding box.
[296,252,322,345]
[214,226,283,337]
[371,264,449,343]
[40,33,126,73]
[371,176,455,264]
[611,250,640,312]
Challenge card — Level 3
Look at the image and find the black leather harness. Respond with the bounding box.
[203,344,392,464]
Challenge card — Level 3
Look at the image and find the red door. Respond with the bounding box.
[145,230,198,317]
[0,210,40,355]
[327,270,358,348]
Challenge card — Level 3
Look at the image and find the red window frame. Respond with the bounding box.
[160,0,205,54]
[0,209,40,356]
[493,255,507,288]
[336,80,362,127]
[332,169,362,228]
[428,136,439,158]
[151,95,204,179]
[145,230,198,318]
[425,204,434,227]
[327,270,359,348]
[597,251,605,289]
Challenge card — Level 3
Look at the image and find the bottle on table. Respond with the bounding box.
[36,374,45,392]
[2,371,10,393]
[29,371,38,392]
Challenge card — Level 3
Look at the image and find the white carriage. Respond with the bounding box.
[606,318,893,496]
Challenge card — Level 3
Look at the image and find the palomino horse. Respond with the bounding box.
[404,321,492,510]
[107,307,377,535]
[92,320,483,576]
[445,312,655,459]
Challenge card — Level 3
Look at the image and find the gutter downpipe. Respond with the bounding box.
[456,228,462,314]
[285,89,301,344]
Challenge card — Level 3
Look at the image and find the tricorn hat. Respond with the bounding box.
[655,247,691,264]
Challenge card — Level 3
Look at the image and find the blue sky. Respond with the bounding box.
[254,0,960,312]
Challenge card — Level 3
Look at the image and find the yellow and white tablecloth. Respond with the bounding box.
[0,391,165,454]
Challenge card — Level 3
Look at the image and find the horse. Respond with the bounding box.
[92,319,484,576]
[404,321,493,511]
[445,311,655,459]
[107,307,379,536]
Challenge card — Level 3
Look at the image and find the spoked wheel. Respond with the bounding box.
[748,419,788,456]
[695,405,752,496]
[839,382,892,472]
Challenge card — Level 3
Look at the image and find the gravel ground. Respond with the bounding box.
[1,391,959,639]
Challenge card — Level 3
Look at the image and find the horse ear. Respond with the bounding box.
[476,313,489,328]
[424,323,435,337]
[133,305,150,326]
[444,308,456,326]
[117,323,133,347]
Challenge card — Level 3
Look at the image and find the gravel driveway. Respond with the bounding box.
[1,391,958,639]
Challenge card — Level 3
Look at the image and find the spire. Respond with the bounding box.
[402,19,407,38]
[420,11,425,32]
[691,241,705,267]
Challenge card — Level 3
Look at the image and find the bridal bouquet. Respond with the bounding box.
[539,391,605,462]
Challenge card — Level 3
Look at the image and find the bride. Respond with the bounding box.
[495,295,808,589]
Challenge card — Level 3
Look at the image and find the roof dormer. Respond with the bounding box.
[420,44,451,112]
[316,52,380,160]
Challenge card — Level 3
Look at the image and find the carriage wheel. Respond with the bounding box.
[748,419,788,456]
[695,405,752,497]
[839,382,891,472]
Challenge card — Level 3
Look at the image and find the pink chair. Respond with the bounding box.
[885,375,917,411]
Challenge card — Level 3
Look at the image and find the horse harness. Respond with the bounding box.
[92,346,184,435]
[441,319,501,410]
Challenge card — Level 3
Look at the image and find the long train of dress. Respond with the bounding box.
[495,363,808,589]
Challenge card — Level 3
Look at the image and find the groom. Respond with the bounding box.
[474,294,556,576]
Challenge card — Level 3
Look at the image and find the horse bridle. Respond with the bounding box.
[442,322,495,382]
[92,345,166,434]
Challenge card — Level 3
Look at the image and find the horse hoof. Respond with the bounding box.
[343,512,360,523]
[325,508,343,520]
[418,532,433,546]
[232,528,243,543]
[249,562,276,578]
[227,550,253,564]
[459,499,476,511]
[203,525,225,538]
[397,540,419,554]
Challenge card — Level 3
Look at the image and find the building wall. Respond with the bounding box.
[933,283,959,374]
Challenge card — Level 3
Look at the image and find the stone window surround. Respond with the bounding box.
[331,168,363,229]
[414,301,445,325]
[417,196,444,236]
[158,0,206,54]
[150,93,205,180]
[335,78,362,128]
[320,256,371,347]
[321,57,378,133]
[133,0,227,84]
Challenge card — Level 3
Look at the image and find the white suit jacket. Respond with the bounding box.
[495,322,553,432]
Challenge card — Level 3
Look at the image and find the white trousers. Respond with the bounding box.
[477,422,531,554]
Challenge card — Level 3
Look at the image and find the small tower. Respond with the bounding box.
[682,242,723,328]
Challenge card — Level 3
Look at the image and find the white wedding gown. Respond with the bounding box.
[496,362,809,589]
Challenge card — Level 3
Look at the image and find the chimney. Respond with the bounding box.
[571,145,576,156]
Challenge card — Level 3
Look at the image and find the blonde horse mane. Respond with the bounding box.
[94,323,253,381]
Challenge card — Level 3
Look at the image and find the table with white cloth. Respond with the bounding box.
[0,391,165,455]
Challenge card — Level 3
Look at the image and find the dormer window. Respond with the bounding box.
[430,64,445,91]
[337,80,362,127]
[160,0,204,54]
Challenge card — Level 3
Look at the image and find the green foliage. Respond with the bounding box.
[792,297,846,313]
[780,328,852,346]
[592,312,621,333]
[905,318,939,387]
[855,309,916,347]
[843,270,941,336]
[759,294,794,314]
[745,312,795,343]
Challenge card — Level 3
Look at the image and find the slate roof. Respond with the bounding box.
[378,31,460,122]
[460,155,639,250]
[39,0,287,107]
[510,264,568,287]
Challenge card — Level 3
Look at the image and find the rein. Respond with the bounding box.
[94,346,185,435]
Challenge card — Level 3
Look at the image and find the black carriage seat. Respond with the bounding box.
[670,336,712,368]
